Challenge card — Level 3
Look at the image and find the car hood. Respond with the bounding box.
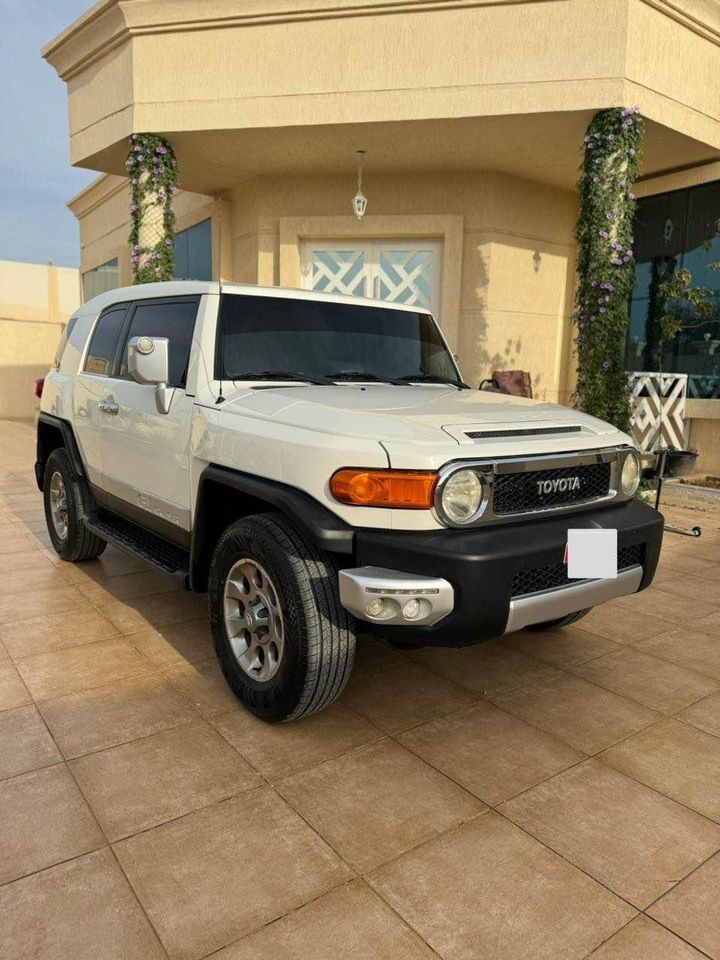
[219,384,621,447]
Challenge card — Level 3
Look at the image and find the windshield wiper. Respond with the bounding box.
[232,370,333,385]
[396,373,470,390]
[326,371,408,385]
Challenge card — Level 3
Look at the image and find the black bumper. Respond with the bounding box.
[354,500,664,647]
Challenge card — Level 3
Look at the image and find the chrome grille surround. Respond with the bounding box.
[434,446,637,528]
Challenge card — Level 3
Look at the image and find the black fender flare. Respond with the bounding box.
[35,412,87,490]
[189,464,354,591]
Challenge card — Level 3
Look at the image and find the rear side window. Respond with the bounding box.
[84,306,127,375]
[119,298,199,388]
[53,316,78,369]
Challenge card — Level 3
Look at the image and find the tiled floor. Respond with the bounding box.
[1,418,720,960]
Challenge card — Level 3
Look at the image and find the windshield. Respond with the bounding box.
[216,294,461,384]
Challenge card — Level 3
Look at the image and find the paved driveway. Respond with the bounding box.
[1,418,720,960]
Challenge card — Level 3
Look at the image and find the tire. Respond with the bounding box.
[524,607,592,631]
[43,448,107,562]
[209,512,356,722]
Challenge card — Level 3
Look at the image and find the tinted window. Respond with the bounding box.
[54,316,78,369]
[84,306,127,375]
[217,294,459,382]
[119,299,199,387]
[173,219,212,281]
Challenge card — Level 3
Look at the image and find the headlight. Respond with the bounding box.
[621,450,640,497]
[440,469,484,524]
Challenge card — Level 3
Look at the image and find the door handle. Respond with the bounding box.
[98,399,119,415]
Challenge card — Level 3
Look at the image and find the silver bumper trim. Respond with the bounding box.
[505,565,643,633]
[339,566,454,627]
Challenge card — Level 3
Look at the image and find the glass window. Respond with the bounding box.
[627,182,720,399]
[217,294,460,383]
[82,259,119,301]
[173,219,212,281]
[84,306,127,376]
[119,298,199,387]
[53,316,78,369]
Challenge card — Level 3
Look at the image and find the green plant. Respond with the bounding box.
[126,134,178,283]
[573,107,644,432]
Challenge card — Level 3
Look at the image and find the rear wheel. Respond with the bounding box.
[524,607,592,631]
[208,513,356,722]
[43,449,106,562]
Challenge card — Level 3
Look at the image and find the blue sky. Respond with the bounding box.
[0,1,98,267]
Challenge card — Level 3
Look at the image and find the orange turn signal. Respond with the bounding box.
[330,468,438,509]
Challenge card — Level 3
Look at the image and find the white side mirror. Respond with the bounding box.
[127,336,173,414]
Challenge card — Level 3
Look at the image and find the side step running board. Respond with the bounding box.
[84,509,190,585]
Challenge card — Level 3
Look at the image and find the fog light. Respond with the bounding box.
[366,597,386,618]
[402,598,421,620]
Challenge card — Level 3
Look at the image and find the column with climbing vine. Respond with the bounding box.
[126,133,178,283]
[572,106,644,432]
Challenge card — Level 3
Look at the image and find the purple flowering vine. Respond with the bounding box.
[126,134,178,284]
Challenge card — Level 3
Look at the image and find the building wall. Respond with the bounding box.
[0,260,80,419]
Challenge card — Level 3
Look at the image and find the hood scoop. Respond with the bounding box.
[464,425,584,440]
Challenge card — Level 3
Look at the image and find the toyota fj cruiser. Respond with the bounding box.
[37,281,663,721]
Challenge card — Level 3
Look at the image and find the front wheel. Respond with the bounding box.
[524,607,592,632]
[208,513,356,722]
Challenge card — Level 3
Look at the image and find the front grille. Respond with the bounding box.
[511,544,643,598]
[493,462,612,515]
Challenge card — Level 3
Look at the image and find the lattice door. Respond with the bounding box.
[629,372,688,452]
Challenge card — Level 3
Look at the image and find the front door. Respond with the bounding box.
[301,240,442,319]
[97,296,200,538]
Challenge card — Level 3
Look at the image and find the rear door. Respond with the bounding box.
[72,303,128,488]
[97,296,200,540]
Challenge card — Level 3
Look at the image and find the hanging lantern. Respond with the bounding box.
[352,152,368,220]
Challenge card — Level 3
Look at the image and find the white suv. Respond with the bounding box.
[37,281,663,721]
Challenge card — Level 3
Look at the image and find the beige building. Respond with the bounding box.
[44,0,720,469]
[0,261,80,419]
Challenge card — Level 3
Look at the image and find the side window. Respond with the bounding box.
[83,306,127,375]
[53,315,78,369]
[119,298,199,388]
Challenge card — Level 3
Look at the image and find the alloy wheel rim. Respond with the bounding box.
[223,558,285,683]
[49,471,69,540]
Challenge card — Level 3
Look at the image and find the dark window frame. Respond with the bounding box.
[115,294,201,389]
[82,303,129,377]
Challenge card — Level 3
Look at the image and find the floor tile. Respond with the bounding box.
[501,759,720,908]
[416,639,557,696]
[1,563,68,595]
[126,618,213,669]
[0,660,31,710]
[639,625,720,680]
[491,673,660,753]
[100,591,206,635]
[165,659,242,718]
[614,586,718,624]
[214,701,380,781]
[569,649,719,714]
[368,812,635,960]
[213,879,437,960]
[15,638,156,701]
[0,637,8,661]
[341,656,476,732]
[601,719,720,821]
[0,764,104,884]
[506,626,623,668]
[677,691,720,738]
[575,605,671,644]
[74,569,180,603]
[0,585,88,625]
[399,701,582,804]
[648,853,720,959]
[71,721,261,841]
[1,608,120,658]
[278,739,484,872]
[39,672,197,758]
[114,787,351,960]
[587,915,706,959]
[0,848,167,960]
[0,704,61,780]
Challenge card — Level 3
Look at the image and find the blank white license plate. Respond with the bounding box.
[565,529,618,580]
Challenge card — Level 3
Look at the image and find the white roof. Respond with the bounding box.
[77,280,429,317]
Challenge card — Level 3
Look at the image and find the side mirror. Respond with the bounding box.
[127,336,173,414]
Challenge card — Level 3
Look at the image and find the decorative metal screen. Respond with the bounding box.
[302,241,442,317]
[629,372,688,452]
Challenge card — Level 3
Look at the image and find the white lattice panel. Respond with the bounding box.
[629,372,688,452]
[377,249,434,310]
[307,249,367,297]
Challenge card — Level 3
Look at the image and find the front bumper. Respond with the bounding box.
[343,499,663,646]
